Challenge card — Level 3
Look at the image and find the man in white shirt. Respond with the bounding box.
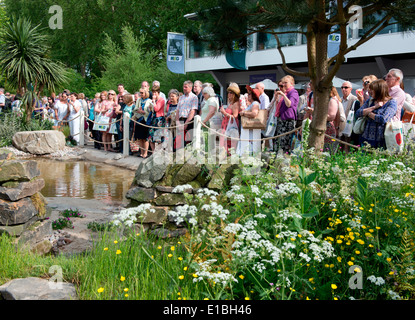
[340,81,358,153]
[255,82,270,110]
[385,68,406,121]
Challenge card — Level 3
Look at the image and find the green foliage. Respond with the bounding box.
[98,25,216,95]
[0,111,53,147]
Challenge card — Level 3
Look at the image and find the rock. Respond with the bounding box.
[0,160,40,183]
[133,150,173,188]
[136,206,168,225]
[30,240,53,256]
[207,164,237,190]
[18,219,53,247]
[0,178,45,201]
[125,187,156,203]
[153,193,187,206]
[171,162,202,187]
[0,215,40,237]
[0,197,39,226]
[0,277,78,300]
[150,227,188,239]
[155,186,175,193]
[0,148,15,160]
[12,130,66,155]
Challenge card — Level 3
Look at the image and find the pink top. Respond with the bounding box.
[153,98,166,118]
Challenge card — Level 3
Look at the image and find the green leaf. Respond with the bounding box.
[303,206,319,218]
[305,172,317,185]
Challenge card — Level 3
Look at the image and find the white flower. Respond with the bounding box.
[367,275,385,286]
[172,184,193,193]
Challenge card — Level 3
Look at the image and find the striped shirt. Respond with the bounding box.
[177,92,198,119]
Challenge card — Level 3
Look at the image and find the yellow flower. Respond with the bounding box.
[178,275,184,280]
[355,250,360,255]
[337,257,342,262]
[354,267,361,273]
[178,257,183,261]
[389,271,395,275]
[114,240,118,244]
[103,247,108,251]
[184,267,188,271]
[116,249,122,255]
[331,284,337,290]
[97,287,104,293]
[387,257,392,262]
[125,294,129,298]
[377,252,382,257]
[245,297,250,300]
[168,254,173,258]
[239,275,245,280]
[204,298,209,300]
[124,288,129,292]
[120,276,126,282]
[170,246,175,251]
[192,274,198,278]
[332,208,337,212]
[347,261,353,266]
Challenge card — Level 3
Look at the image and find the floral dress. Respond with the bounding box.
[355,98,397,149]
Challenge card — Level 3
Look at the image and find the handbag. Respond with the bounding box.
[93,114,110,132]
[385,120,404,153]
[264,111,277,137]
[129,140,140,152]
[402,113,415,143]
[225,117,239,139]
[342,106,356,137]
[241,109,268,130]
[353,116,367,135]
[402,111,415,124]
[109,118,118,134]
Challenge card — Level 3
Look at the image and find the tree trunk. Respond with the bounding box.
[307,17,332,151]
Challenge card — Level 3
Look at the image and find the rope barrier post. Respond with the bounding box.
[123,112,130,157]
[79,109,85,147]
[193,115,202,154]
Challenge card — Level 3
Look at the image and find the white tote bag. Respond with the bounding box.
[342,110,355,137]
[94,114,110,132]
[402,113,415,143]
[385,121,404,153]
[264,112,277,137]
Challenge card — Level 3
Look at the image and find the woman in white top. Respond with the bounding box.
[200,86,219,153]
[239,87,261,156]
[68,92,82,144]
[54,93,69,127]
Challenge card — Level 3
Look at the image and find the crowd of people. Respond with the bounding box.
[1,67,414,157]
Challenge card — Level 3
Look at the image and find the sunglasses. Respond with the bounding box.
[341,86,350,89]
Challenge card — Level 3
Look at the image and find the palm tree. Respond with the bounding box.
[0,16,68,121]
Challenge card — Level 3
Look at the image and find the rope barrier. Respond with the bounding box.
[130,116,194,130]
[199,121,301,142]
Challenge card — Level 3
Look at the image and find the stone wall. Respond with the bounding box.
[125,149,238,237]
[0,152,52,253]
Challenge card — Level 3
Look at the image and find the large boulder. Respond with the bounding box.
[12,130,66,155]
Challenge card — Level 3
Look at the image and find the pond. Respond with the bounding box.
[35,159,135,209]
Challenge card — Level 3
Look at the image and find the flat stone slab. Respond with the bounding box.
[0,178,45,201]
[0,160,40,183]
[0,277,78,300]
[0,197,39,226]
[12,130,66,155]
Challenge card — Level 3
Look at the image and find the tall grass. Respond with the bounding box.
[0,229,206,300]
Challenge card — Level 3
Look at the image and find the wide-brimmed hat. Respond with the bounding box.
[246,85,260,101]
[227,83,240,97]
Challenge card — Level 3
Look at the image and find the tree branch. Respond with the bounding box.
[273,33,310,78]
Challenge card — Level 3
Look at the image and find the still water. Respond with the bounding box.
[36,159,135,206]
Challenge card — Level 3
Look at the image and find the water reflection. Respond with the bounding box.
[36,159,134,205]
